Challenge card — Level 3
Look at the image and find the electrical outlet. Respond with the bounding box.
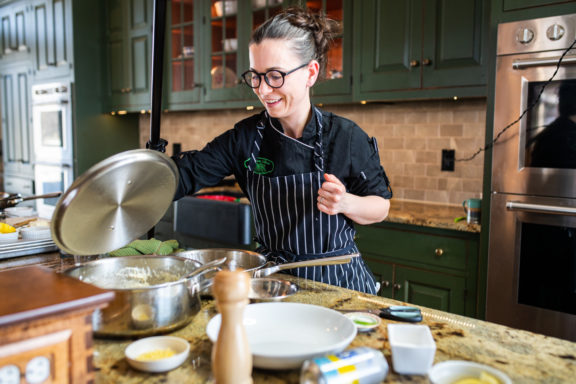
[441,149,455,171]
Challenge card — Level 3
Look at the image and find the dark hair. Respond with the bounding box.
[250,7,342,80]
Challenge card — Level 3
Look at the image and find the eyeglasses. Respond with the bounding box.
[241,63,308,89]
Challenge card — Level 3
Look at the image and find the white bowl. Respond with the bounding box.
[214,0,237,17]
[428,360,513,384]
[125,336,190,373]
[206,302,357,369]
[0,230,19,243]
[4,206,35,217]
[388,324,436,375]
[20,226,51,241]
[222,38,237,52]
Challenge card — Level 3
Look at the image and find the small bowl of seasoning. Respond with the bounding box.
[125,336,190,372]
[343,312,381,332]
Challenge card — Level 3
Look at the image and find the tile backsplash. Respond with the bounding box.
[139,98,486,206]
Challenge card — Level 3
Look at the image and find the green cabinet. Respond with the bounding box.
[0,1,32,63]
[355,0,488,100]
[31,0,73,79]
[356,221,479,317]
[0,64,33,178]
[105,0,152,112]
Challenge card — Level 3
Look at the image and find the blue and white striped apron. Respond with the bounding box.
[245,108,378,294]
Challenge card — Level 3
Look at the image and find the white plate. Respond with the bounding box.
[125,336,190,373]
[428,360,512,384]
[206,302,357,369]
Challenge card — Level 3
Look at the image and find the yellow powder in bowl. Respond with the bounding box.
[136,349,176,361]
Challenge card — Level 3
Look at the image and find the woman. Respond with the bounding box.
[172,7,392,294]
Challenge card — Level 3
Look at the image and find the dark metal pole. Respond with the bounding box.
[147,0,168,153]
[147,0,168,239]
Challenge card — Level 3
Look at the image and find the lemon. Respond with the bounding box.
[453,379,482,384]
[480,372,501,384]
[0,223,16,234]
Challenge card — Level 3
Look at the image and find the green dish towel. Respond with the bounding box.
[109,238,182,256]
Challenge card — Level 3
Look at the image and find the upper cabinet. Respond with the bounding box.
[355,0,489,101]
[32,0,73,79]
[0,1,32,63]
[105,0,153,112]
[105,0,490,112]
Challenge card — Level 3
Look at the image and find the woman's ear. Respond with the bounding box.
[306,60,320,87]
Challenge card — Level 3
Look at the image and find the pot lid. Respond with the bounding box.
[51,149,179,255]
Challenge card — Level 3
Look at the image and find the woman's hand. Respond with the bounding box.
[317,173,390,225]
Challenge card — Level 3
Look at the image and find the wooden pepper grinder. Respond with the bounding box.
[211,269,253,384]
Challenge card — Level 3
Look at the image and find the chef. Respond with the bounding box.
[172,7,392,294]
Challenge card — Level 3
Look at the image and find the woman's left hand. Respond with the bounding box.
[318,173,390,224]
[317,173,348,215]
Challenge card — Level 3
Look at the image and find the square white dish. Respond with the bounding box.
[388,323,436,375]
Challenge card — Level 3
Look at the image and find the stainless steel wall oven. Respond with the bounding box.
[488,13,576,341]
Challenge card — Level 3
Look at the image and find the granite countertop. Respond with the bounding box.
[195,185,481,233]
[386,199,481,233]
[1,253,575,383]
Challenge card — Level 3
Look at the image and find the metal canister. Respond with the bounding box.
[300,347,389,384]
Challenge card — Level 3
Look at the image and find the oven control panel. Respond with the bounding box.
[497,12,576,55]
[0,356,51,384]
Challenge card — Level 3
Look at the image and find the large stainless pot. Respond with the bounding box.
[63,255,216,338]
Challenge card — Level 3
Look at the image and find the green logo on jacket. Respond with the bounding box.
[244,157,274,175]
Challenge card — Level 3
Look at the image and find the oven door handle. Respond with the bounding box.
[512,55,576,69]
[506,201,576,216]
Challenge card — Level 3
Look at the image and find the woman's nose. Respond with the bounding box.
[257,79,273,94]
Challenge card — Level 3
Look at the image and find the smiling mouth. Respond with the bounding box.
[264,98,281,106]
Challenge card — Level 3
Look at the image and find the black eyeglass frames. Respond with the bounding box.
[241,63,309,89]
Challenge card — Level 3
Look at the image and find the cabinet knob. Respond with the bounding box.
[435,248,444,256]
[381,280,391,288]
[422,58,432,66]
[409,60,419,68]
[393,283,402,290]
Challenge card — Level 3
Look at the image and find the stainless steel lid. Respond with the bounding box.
[51,149,179,255]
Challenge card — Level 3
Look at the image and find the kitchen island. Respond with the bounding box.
[2,252,575,383]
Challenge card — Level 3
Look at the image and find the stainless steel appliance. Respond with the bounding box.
[487,13,576,341]
[31,82,73,218]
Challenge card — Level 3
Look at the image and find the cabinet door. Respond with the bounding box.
[305,0,352,103]
[421,0,487,88]
[106,0,152,111]
[203,0,283,103]
[0,67,33,177]
[363,254,394,298]
[0,2,31,63]
[356,0,422,93]
[167,0,202,109]
[32,0,72,79]
[395,265,467,315]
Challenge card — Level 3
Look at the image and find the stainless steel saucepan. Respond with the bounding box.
[63,255,223,338]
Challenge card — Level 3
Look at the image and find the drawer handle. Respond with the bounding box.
[409,59,419,68]
[381,280,391,288]
[435,248,444,256]
[393,283,402,290]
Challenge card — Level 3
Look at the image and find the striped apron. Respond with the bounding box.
[245,108,378,294]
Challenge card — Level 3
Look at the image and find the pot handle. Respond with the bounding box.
[184,257,227,280]
[254,253,360,278]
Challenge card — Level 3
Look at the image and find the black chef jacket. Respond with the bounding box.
[172,108,392,201]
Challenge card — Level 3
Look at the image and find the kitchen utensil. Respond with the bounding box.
[63,255,217,337]
[253,253,360,278]
[249,278,298,302]
[0,192,62,210]
[206,302,357,369]
[338,305,422,323]
[387,324,436,375]
[428,360,512,384]
[125,336,190,373]
[51,149,178,256]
